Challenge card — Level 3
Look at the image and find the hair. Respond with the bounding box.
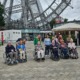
[8,41,11,44]
[70,38,73,42]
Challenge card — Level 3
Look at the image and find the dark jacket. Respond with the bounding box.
[5,45,15,54]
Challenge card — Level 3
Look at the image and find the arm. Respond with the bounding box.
[68,43,71,48]
[21,45,26,51]
[16,45,20,50]
[73,43,76,49]
[12,45,16,52]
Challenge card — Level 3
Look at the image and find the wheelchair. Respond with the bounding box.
[17,50,27,63]
[68,48,78,59]
[3,52,18,65]
[50,46,60,61]
[59,48,69,59]
[33,48,45,62]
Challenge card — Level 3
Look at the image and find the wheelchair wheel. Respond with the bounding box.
[50,52,54,60]
[33,50,37,60]
[24,53,27,62]
[3,53,6,63]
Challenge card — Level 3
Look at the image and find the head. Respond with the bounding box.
[37,41,40,45]
[19,40,23,45]
[52,37,55,40]
[70,38,73,43]
[59,35,62,38]
[68,35,71,38]
[46,35,49,38]
[58,33,61,35]
[38,35,41,39]
[7,41,12,46]
[60,39,64,44]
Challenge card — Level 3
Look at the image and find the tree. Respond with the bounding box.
[64,18,68,23]
[50,19,56,29]
[0,2,5,29]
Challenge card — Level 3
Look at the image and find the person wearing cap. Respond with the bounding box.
[5,41,17,61]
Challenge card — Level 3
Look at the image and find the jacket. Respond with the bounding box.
[5,45,15,53]
[17,44,25,50]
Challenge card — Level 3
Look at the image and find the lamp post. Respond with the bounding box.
[1,32,4,45]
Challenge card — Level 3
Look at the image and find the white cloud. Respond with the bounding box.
[61,0,80,21]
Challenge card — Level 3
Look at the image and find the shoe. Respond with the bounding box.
[15,60,18,63]
[42,58,45,61]
[23,59,27,62]
[37,59,40,62]
[11,61,14,64]
[19,59,23,63]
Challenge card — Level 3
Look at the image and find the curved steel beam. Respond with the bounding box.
[34,0,71,26]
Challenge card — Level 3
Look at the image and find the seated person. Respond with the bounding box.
[17,40,26,61]
[35,41,45,61]
[68,38,78,58]
[5,41,17,62]
[51,39,59,59]
[60,40,69,59]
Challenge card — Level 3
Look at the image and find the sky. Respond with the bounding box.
[61,0,80,21]
[0,0,80,21]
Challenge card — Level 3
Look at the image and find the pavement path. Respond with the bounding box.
[0,41,80,80]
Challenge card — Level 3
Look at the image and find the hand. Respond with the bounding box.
[11,49,14,52]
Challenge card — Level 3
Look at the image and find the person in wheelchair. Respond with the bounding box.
[68,38,78,59]
[60,40,69,59]
[17,40,26,62]
[5,41,18,64]
[35,41,45,61]
[50,38,59,60]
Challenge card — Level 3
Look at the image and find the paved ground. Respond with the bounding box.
[0,41,80,80]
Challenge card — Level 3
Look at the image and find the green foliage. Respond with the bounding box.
[64,18,68,23]
[63,33,76,42]
[71,34,76,42]
[0,2,5,27]
[63,34,67,42]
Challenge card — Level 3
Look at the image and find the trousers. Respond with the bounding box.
[37,50,44,58]
[19,51,25,59]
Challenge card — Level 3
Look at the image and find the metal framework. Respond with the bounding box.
[2,0,71,30]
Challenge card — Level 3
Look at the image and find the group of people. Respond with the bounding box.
[34,34,78,61]
[5,39,27,65]
[4,33,79,65]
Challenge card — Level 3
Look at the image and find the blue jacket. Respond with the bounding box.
[17,44,25,50]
